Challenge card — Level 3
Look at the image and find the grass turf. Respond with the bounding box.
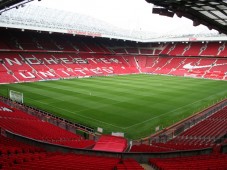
[0,74,227,140]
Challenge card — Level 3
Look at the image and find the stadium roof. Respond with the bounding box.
[0,0,34,13]
[0,0,226,42]
[146,0,227,35]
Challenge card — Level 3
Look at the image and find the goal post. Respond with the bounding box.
[9,90,24,103]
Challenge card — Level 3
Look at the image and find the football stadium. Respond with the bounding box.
[0,0,227,169]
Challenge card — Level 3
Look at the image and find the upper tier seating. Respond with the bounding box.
[200,42,222,56]
[140,49,153,55]
[184,42,204,56]
[0,29,226,57]
[168,43,188,56]
[160,43,173,55]
[219,43,227,56]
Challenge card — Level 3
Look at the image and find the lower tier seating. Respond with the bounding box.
[149,153,227,170]
[0,101,95,149]
[1,54,227,84]
[130,106,227,153]
[0,135,143,170]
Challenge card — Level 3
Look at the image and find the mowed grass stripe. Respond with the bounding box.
[3,83,128,129]
[0,76,222,126]
[0,74,226,139]
[37,80,166,126]
[4,80,159,128]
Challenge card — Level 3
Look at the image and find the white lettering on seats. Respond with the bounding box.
[39,71,55,77]
[100,58,110,64]
[5,58,22,66]
[44,58,57,64]
[102,67,114,73]
[87,58,97,64]
[19,72,36,79]
[60,58,71,64]
[73,58,87,64]
[90,68,103,74]
[61,70,70,76]
[74,68,86,74]
[25,58,40,65]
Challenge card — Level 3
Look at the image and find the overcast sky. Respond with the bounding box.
[31,0,218,34]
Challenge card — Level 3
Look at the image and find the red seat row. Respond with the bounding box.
[0,102,95,149]
[149,153,227,170]
[130,106,227,153]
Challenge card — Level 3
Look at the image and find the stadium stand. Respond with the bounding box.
[167,42,188,56]
[1,28,227,169]
[0,135,46,169]
[0,101,96,149]
[130,106,227,153]
[0,29,227,84]
[149,153,227,170]
[0,99,144,169]
[1,134,144,170]
[116,158,144,170]
[200,42,222,56]
[1,54,227,84]
[183,42,205,56]
[16,153,121,170]
[219,43,227,57]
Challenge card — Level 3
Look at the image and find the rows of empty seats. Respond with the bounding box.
[149,153,227,170]
[0,135,46,169]
[0,101,95,149]
[1,53,227,84]
[179,107,227,139]
[140,56,227,80]
[0,53,140,83]
[0,30,108,53]
[130,142,212,153]
[130,106,227,153]
[0,135,144,170]
[116,158,144,170]
[160,42,227,57]
[1,29,227,57]
[0,135,45,156]
[15,153,120,170]
[0,100,144,168]
[0,28,227,84]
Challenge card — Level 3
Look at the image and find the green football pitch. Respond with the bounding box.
[0,74,227,140]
